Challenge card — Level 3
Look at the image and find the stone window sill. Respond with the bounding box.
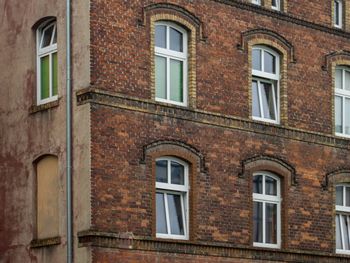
[30,236,61,248]
[29,99,60,114]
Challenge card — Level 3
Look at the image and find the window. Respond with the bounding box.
[253,172,281,248]
[36,156,59,239]
[252,0,261,5]
[335,66,350,137]
[336,185,350,254]
[155,22,188,106]
[37,21,58,105]
[271,0,281,11]
[252,46,280,124]
[155,157,189,239]
[334,0,343,28]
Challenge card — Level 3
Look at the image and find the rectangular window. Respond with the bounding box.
[37,21,58,105]
[336,185,350,255]
[272,0,281,11]
[335,67,350,137]
[156,158,189,240]
[334,0,343,28]
[252,0,261,5]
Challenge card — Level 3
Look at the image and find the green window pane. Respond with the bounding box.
[40,55,50,100]
[170,59,183,103]
[155,56,167,99]
[52,52,58,96]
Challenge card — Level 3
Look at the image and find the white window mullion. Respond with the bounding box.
[164,193,171,235]
[49,53,52,97]
[342,96,345,134]
[167,57,170,101]
[262,201,266,244]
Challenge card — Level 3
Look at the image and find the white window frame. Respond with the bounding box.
[252,0,261,5]
[154,22,188,107]
[253,172,282,249]
[36,20,58,105]
[271,0,281,11]
[252,46,280,124]
[155,157,189,240]
[336,185,350,255]
[335,66,350,138]
[334,0,343,28]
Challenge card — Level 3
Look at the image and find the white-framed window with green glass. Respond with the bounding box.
[154,21,188,107]
[335,66,350,138]
[37,21,58,105]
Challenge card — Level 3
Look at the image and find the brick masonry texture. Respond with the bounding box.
[88,0,350,262]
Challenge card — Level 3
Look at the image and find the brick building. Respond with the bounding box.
[1,0,350,262]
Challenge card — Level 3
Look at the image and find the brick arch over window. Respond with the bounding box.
[239,29,295,125]
[142,140,205,241]
[239,155,297,186]
[142,3,204,109]
[322,169,350,190]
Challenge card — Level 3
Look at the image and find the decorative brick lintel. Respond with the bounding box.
[76,88,350,150]
[214,0,350,38]
[78,230,350,262]
[30,236,61,248]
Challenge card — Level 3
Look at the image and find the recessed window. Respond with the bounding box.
[334,0,343,28]
[335,67,350,137]
[252,46,280,124]
[155,22,188,106]
[253,172,281,248]
[156,157,189,239]
[36,156,59,239]
[252,0,261,5]
[37,21,58,105]
[271,0,281,11]
[336,185,350,254]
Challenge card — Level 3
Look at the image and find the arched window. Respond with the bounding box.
[155,157,189,239]
[253,172,281,248]
[36,155,59,239]
[252,46,280,124]
[155,22,188,106]
[335,66,350,137]
[37,20,58,105]
[336,184,350,254]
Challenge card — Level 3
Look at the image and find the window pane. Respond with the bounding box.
[170,27,183,52]
[265,176,277,196]
[345,98,350,135]
[264,51,276,74]
[156,160,168,183]
[336,69,342,90]
[253,201,263,243]
[252,49,261,71]
[335,1,340,25]
[266,203,277,244]
[252,81,261,117]
[336,186,344,206]
[53,26,57,44]
[155,25,166,48]
[335,96,343,133]
[345,70,350,91]
[155,56,167,99]
[40,55,50,100]
[336,214,342,249]
[170,59,183,102]
[253,175,263,194]
[167,194,184,235]
[272,0,277,6]
[346,187,350,206]
[52,52,58,96]
[341,215,350,250]
[41,25,54,48]
[171,161,184,185]
[156,193,167,234]
[260,82,276,120]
